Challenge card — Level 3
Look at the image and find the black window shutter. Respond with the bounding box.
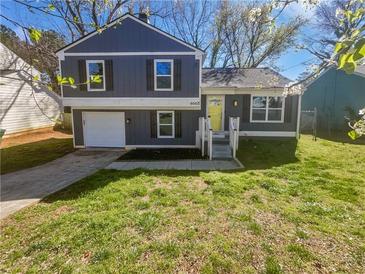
[174,59,181,91]
[284,96,292,123]
[105,60,113,91]
[242,94,251,122]
[150,110,157,138]
[78,60,87,91]
[175,111,182,138]
[146,59,154,91]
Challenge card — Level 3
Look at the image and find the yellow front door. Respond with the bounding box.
[207,96,224,131]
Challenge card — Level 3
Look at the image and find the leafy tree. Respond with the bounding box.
[214,1,305,68]
[0,25,66,94]
[299,0,365,139]
[0,24,20,49]
[161,0,214,51]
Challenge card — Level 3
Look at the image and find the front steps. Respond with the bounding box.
[212,133,232,159]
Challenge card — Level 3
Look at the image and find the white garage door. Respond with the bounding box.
[83,112,125,147]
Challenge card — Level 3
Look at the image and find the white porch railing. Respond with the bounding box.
[199,117,213,160]
[229,117,240,158]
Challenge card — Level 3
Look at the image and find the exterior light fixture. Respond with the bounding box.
[233,100,238,107]
[126,118,131,124]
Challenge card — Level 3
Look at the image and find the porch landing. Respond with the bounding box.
[106,159,243,171]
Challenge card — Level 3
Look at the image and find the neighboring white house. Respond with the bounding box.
[0,42,61,136]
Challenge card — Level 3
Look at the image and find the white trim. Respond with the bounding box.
[125,145,197,149]
[250,95,285,123]
[63,52,199,57]
[154,59,173,91]
[75,145,86,148]
[56,14,204,57]
[157,111,175,138]
[62,97,201,109]
[206,95,225,131]
[239,131,296,137]
[202,87,286,95]
[354,70,365,78]
[86,60,106,91]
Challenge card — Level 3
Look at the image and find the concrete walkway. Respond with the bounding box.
[106,159,243,171]
[1,150,123,219]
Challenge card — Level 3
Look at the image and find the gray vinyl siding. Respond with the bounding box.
[72,109,203,147]
[225,95,298,131]
[62,55,199,98]
[201,95,298,132]
[65,17,194,53]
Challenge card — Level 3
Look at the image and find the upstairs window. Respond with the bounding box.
[157,111,175,138]
[86,60,105,91]
[251,95,284,123]
[154,59,173,91]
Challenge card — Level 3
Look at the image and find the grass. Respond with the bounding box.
[118,148,205,161]
[1,138,74,174]
[1,135,364,273]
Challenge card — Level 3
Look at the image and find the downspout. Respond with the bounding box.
[296,93,302,139]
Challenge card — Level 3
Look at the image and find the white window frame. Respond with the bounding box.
[154,59,174,91]
[86,60,106,92]
[157,111,175,138]
[250,95,285,123]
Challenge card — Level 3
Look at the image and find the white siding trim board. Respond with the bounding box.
[239,131,296,137]
[63,97,201,109]
[202,88,286,95]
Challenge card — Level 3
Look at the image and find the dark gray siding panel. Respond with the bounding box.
[125,110,201,145]
[62,55,199,98]
[66,17,194,53]
[72,109,204,146]
[73,110,84,146]
[224,95,298,132]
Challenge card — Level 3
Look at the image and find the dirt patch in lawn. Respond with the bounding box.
[1,128,72,149]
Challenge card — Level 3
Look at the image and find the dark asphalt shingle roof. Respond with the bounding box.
[202,68,291,89]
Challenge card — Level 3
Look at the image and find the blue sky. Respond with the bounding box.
[1,0,320,80]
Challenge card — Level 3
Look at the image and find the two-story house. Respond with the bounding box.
[56,13,300,153]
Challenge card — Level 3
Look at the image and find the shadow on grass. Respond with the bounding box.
[43,169,203,203]
[236,138,299,170]
[43,138,299,203]
[1,138,74,174]
[313,130,365,145]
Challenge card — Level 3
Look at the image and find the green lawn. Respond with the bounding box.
[1,135,364,273]
[1,138,74,174]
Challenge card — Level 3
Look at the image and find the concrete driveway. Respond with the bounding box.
[1,150,123,219]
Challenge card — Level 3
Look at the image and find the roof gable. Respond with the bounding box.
[57,14,203,55]
[305,66,365,90]
[0,42,40,76]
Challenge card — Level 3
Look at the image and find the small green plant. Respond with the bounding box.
[250,194,262,203]
[247,222,262,235]
[295,229,309,240]
[136,212,160,233]
[287,243,313,262]
[264,256,282,274]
